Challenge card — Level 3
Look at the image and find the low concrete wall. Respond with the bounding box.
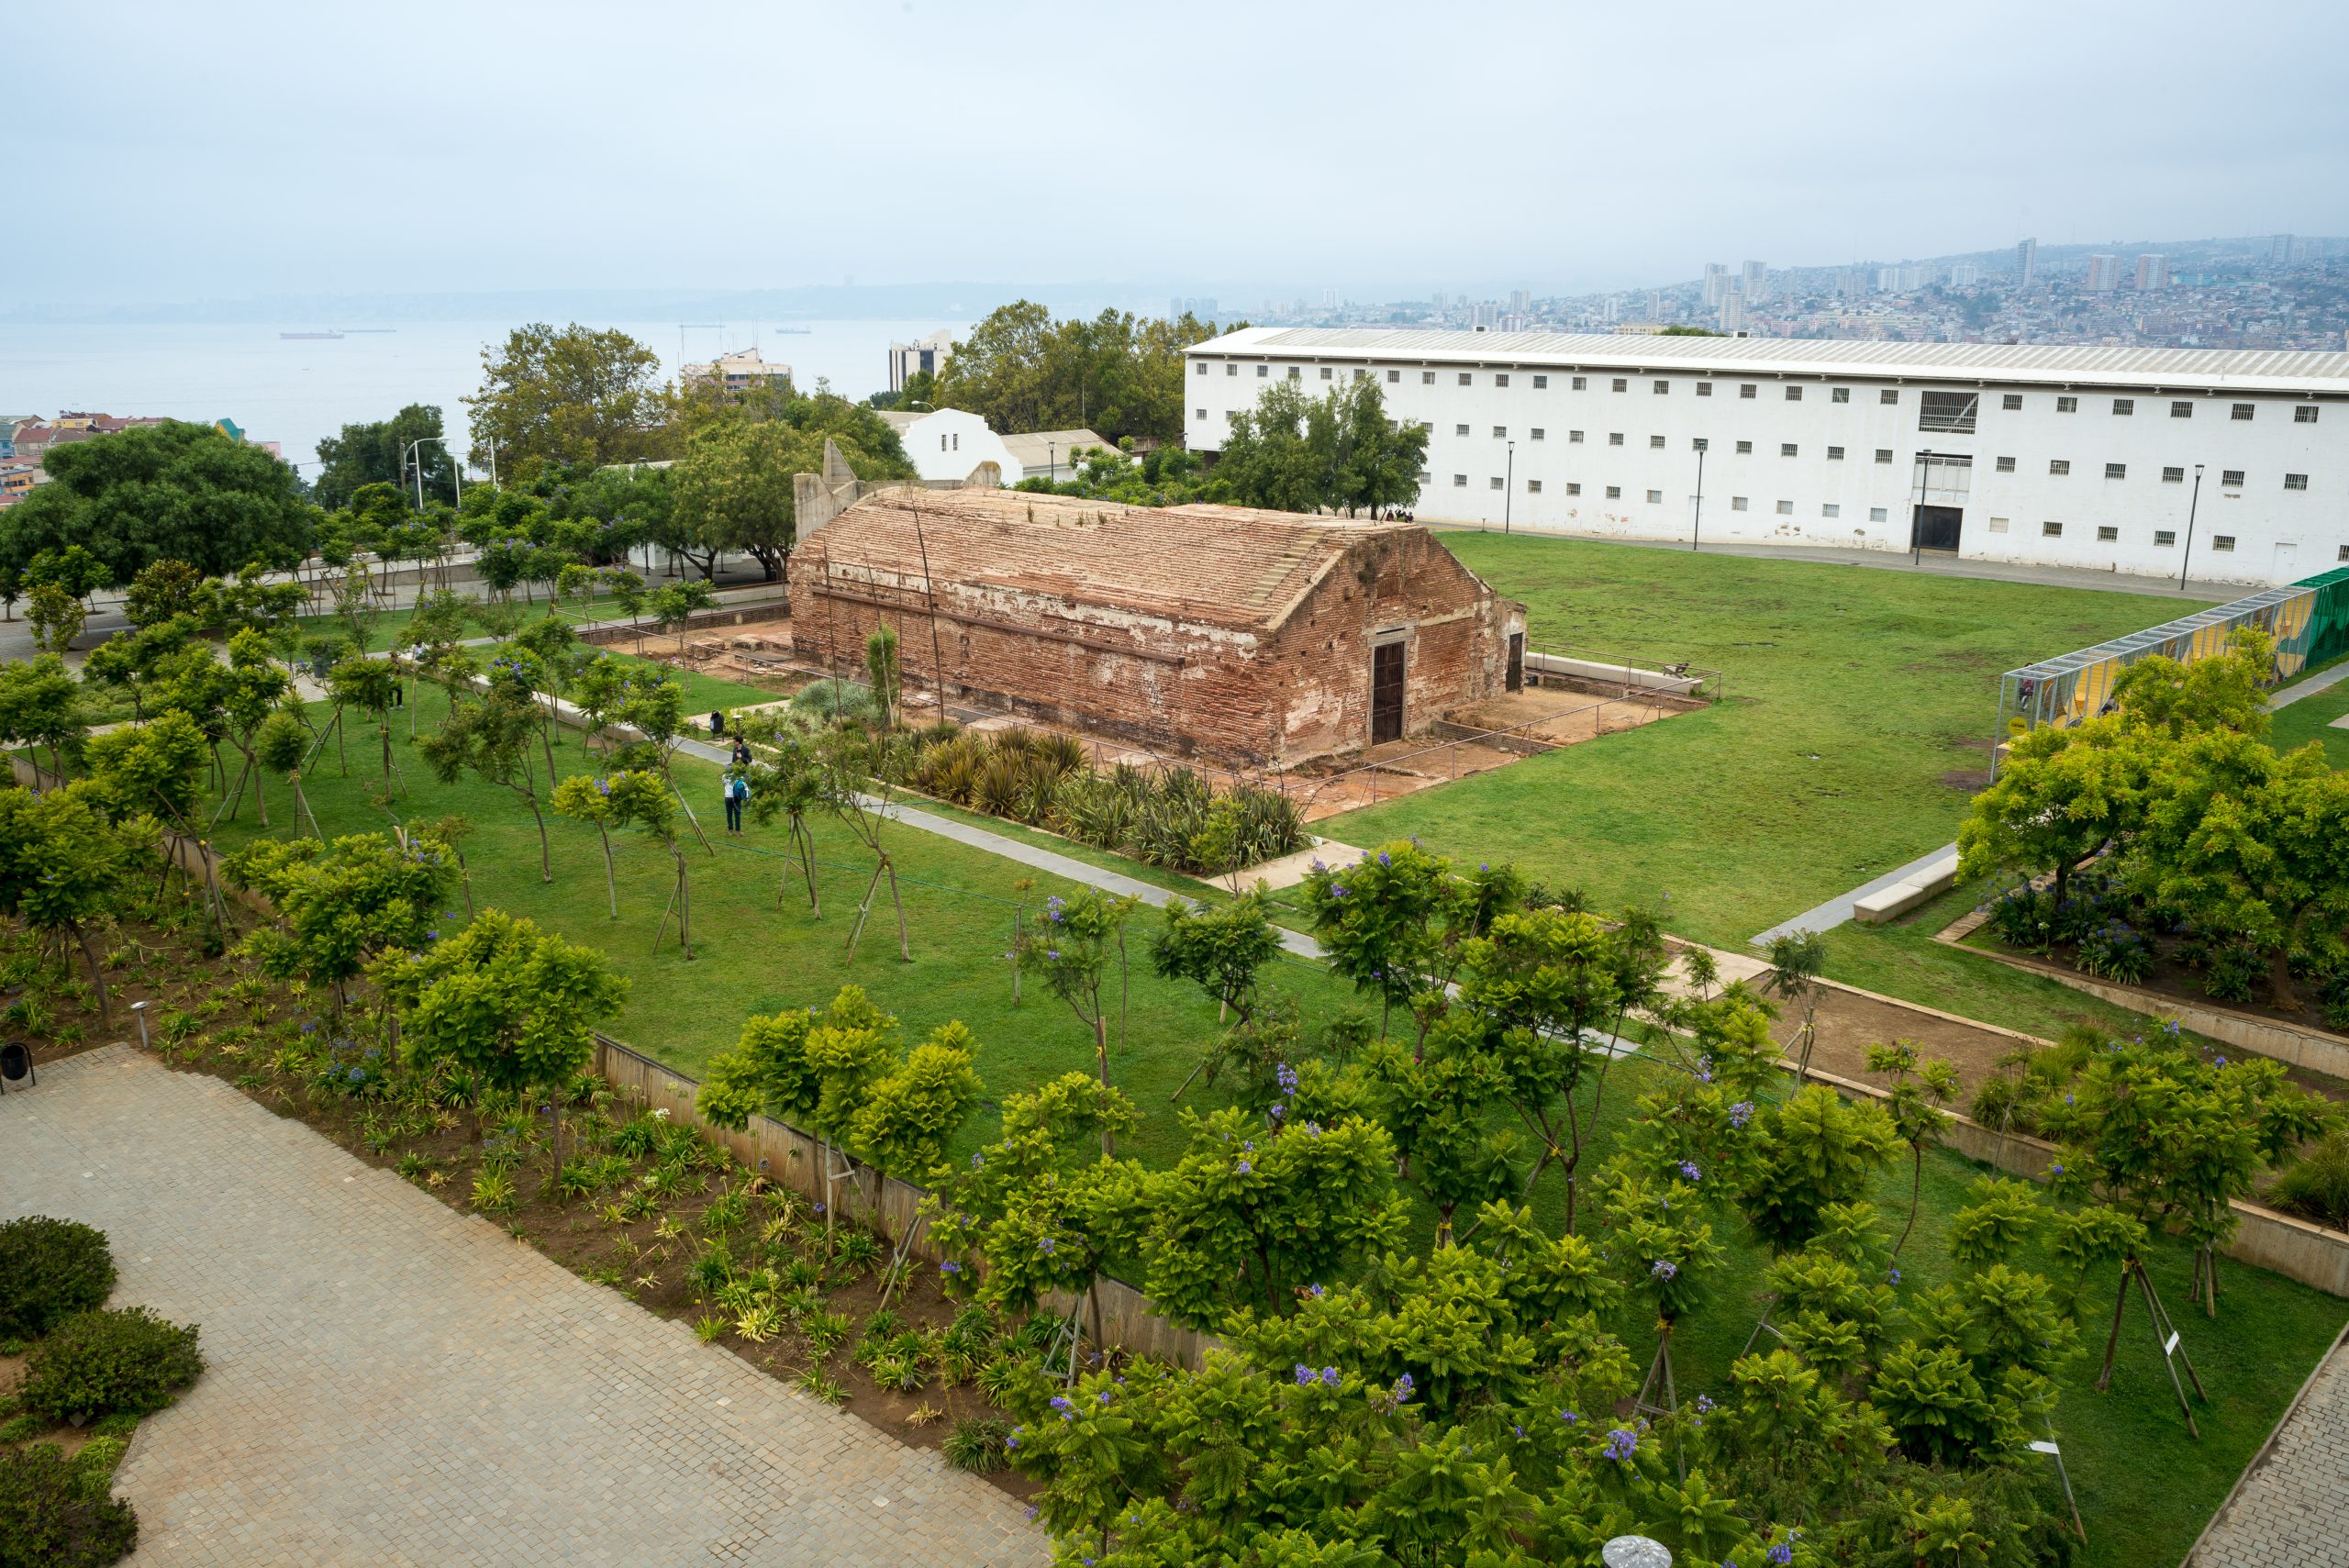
[1808,1062,2349,1299]
[1951,940,2349,1084]
[581,600,792,648]
[591,1032,1219,1368]
[1524,651,1703,697]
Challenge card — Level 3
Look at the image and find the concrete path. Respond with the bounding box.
[1,1046,1041,1568]
[2269,659,2349,710]
[2187,1329,2349,1567]
[1748,840,1960,948]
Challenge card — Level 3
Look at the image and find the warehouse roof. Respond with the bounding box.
[1187,327,2349,394]
[800,486,1417,635]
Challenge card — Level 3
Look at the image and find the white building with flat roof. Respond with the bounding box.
[1180,327,2349,586]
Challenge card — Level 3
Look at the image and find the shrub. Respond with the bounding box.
[2269,1129,2349,1229]
[790,678,876,723]
[0,1443,139,1568]
[1984,887,2054,951]
[941,1416,1011,1473]
[17,1308,204,1425]
[0,1218,116,1340]
[2204,943,2264,1006]
[2076,920,2154,986]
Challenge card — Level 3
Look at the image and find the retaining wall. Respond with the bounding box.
[581,599,793,648]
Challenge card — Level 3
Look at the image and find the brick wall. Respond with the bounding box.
[789,528,1523,765]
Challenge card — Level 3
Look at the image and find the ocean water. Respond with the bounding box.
[0,318,960,474]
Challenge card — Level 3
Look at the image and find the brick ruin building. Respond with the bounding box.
[787,450,1527,765]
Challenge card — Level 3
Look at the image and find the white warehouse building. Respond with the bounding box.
[1182,328,2347,586]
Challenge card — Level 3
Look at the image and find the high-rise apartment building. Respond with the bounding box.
[1948,262,1980,286]
[2134,255,2169,291]
[2272,234,2296,263]
[1742,260,1769,303]
[2085,254,2122,291]
[1509,289,1531,316]
[1702,263,1728,306]
[1718,287,1745,332]
[2016,237,2039,285]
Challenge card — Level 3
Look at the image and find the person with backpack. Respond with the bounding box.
[723,769,749,835]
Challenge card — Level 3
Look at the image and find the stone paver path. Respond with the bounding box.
[1,1046,1041,1567]
[2188,1332,2349,1566]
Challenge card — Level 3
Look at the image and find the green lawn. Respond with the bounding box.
[187,681,2347,1567]
[2273,676,2349,769]
[1325,534,2206,950]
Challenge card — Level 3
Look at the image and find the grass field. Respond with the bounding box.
[2272,673,2349,768]
[182,679,2349,1567]
[1325,534,2207,950]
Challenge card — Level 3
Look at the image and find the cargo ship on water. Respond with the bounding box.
[280,330,343,340]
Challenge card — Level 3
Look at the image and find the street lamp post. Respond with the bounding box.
[405,437,460,512]
[1503,440,1515,533]
[1690,437,1708,550]
[2178,463,2204,590]
[1047,440,1057,485]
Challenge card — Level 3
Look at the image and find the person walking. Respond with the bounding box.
[723,770,748,835]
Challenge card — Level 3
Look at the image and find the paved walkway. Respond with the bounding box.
[2,1047,1041,1567]
[2269,659,2349,710]
[1748,840,1960,948]
[2188,1330,2349,1567]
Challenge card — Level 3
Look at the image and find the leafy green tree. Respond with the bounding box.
[1018,889,1144,1147]
[252,709,321,839]
[1759,928,1829,1086]
[1865,1040,1961,1252]
[311,403,457,511]
[1214,380,1323,512]
[1319,375,1430,517]
[0,779,147,1015]
[2112,626,2274,740]
[462,323,673,477]
[0,420,313,584]
[417,676,556,882]
[735,721,826,912]
[1956,716,2144,907]
[1150,888,1285,1027]
[933,302,1224,444]
[1139,1106,1408,1325]
[600,767,694,956]
[1298,840,1526,1044]
[326,655,406,796]
[375,907,628,1172]
[25,581,86,655]
[123,557,207,628]
[85,708,209,833]
[0,653,90,780]
[669,396,912,582]
[224,830,454,1015]
[645,578,717,655]
[1741,1086,1899,1252]
[2130,728,2349,1001]
[216,630,294,827]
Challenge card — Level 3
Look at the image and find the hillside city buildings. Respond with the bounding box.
[1182,328,2345,586]
[1,412,274,508]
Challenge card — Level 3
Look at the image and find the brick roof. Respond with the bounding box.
[804,487,1421,634]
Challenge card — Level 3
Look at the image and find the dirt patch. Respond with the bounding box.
[1780,984,2036,1101]
[1938,767,1992,792]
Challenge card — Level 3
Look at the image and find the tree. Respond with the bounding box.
[224,830,454,1015]
[1740,1085,1899,1252]
[0,779,147,1016]
[463,323,673,476]
[251,709,321,839]
[2112,626,2274,740]
[736,722,826,912]
[1760,929,1829,1086]
[215,630,294,827]
[375,907,628,1173]
[645,578,717,655]
[1150,889,1285,1028]
[1213,380,1324,513]
[0,420,313,584]
[0,654,89,780]
[932,302,1225,444]
[326,656,406,797]
[668,397,913,582]
[2130,728,2349,1002]
[599,768,695,957]
[1139,1106,1408,1325]
[1319,375,1431,517]
[865,623,900,728]
[1298,840,1528,1045]
[1956,716,2145,908]
[123,558,207,628]
[1865,1040,1961,1252]
[1018,888,1144,1148]
[417,677,556,883]
[312,403,458,511]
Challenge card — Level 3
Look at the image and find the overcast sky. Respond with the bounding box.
[8,0,2346,310]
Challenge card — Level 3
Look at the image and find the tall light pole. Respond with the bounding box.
[1047,440,1057,485]
[1503,440,1515,533]
[2178,462,2204,591]
[405,437,459,512]
[1689,437,1708,550]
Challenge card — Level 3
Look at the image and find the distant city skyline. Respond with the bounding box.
[6,1,2347,311]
